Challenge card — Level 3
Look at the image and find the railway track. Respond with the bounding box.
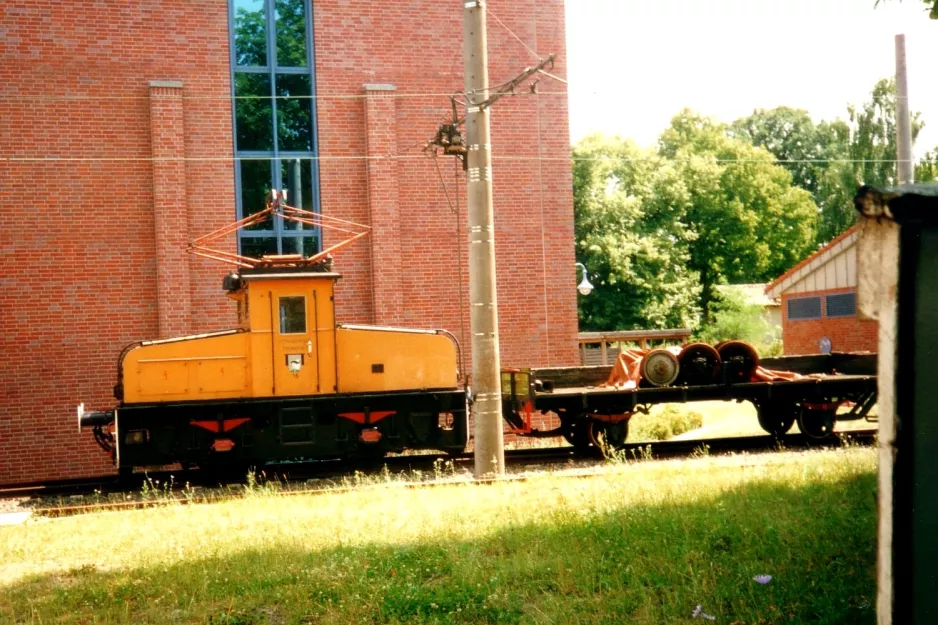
[0,429,876,518]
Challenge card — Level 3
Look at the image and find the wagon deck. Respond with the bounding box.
[500,352,878,445]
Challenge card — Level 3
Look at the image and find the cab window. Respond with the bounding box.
[279,296,306,334]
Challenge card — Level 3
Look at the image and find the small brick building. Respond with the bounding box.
[765,227,878,355]
[0,0,577,484]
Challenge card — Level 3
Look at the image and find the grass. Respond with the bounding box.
[629,400,878,441]
[628,405,704,441]
[0,448,877,624]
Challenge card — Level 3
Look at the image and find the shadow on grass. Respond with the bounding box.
[1,473,876,625]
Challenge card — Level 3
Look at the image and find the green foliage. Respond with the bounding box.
[696,288,782,356]
[659,111,818,318]
[916,150,938,183]
[574,119,818,329]
[733,80,934,245]
[875,0,938,19]
[629,405,704,442]
[574,79,938,333]
[574,135,702,331]
[730,106,826,195]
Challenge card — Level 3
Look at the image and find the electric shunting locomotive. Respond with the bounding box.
[78,194,469,475]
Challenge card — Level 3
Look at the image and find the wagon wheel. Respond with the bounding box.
[640,349,680,387]
[587,419,629,452]
[561,416,592,452]
[715,341,760,384]
[797,407,837,439]
[677,343,722,386]
[756,402,797,437]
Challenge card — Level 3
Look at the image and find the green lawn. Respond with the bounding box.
[0,448,877,624]
[632,400,877,441]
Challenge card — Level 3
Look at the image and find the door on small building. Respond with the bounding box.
[273,293,318,396]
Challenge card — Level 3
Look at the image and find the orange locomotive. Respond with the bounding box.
[78,194,467,474]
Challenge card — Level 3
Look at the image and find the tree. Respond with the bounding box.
[730,107,826,196]
[660,111,818,319]
[916,150,938,183]
[733,81,933,245]
[573,135,702,331]
[695,288,781,356]
[875,0,938,19]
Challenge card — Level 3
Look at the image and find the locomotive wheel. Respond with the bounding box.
[561,417,592,451]
[797,408,837,439]
[587,419,629,452]
[756,402,796,437]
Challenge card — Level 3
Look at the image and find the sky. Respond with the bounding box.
[565,0,938,159]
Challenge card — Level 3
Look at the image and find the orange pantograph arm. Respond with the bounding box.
[188,196,371,268]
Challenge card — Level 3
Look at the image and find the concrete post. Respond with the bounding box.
[895,35,913,186]
[463,0,505,478]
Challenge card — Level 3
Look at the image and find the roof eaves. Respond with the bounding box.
[764,225,857,297]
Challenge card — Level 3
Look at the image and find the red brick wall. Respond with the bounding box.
[781,288,878,355]
[0,0,576,484]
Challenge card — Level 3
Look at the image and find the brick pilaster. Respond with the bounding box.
[148,80,192,338]
[363,83,403,326]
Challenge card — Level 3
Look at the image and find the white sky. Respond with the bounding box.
[565,0,938,159]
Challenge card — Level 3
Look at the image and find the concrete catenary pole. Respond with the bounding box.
[895,34,914,186]
[463,0,505,478]
[874,33,915,625]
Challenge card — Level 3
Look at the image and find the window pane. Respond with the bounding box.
[275,0,308,67]
[240,236,278,259]
[280,158,314,230]
[276,74,312,151]
[787,296,822,321]
[239,159,273,231]
[282,235,319,258]
[234,0,267,67]
[826,292,856,318]
[279,296,307,333]
[235,73,273,151]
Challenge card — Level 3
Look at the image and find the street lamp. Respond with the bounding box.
[575,262,593,296]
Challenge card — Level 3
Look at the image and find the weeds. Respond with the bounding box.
[140,473,177,504]
[432,458,456,480]
[243,469,281,497]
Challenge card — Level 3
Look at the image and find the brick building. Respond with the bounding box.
[765,226,877,355]
[0,0,577,484]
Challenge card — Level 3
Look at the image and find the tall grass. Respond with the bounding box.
[0,448,876,624]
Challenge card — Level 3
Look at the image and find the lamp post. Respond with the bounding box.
[575,262,593,296]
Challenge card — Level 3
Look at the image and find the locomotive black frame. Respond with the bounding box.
[102,389,468,472]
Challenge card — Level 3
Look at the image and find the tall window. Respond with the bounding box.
[229,0,320,258]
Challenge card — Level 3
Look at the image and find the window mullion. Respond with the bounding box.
[266,0,284,251]
[304,0,321,248]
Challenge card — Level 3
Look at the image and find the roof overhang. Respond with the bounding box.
[766,228,857,300]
